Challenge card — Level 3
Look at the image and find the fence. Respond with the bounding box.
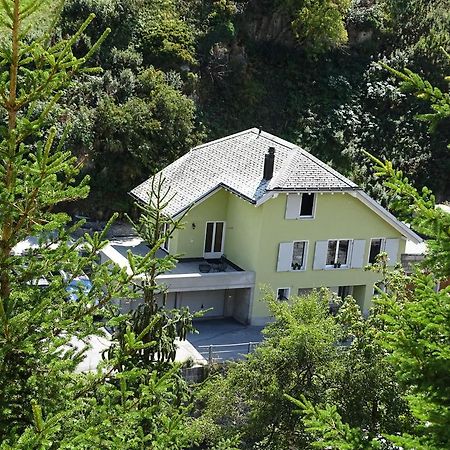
[198,341,259,365]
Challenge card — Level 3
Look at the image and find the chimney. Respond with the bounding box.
[263,147,275,180]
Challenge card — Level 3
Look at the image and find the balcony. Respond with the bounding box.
[100,237,256,292]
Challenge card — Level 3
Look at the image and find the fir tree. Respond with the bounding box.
[109,174,199,370]
[288,57,450,450]
[0,1,197,447]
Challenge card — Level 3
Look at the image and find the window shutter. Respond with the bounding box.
[285,194,301,219]
[385,238,400,266]
[277,242,293,272]
[350,240,366,268]
[313,241,328,270]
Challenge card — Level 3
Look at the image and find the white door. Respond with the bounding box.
[204,221,225,259]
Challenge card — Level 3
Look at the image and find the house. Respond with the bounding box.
[402,203,450,290]
[126,128,421,326]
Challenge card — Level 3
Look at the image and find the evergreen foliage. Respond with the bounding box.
[109,175,199,370]
[286,56,450,450]
[193,290,410,449]
[0,2,198,447]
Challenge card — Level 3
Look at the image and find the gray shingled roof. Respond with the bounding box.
[130,129,359,217]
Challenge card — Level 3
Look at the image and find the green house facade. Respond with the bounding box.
[131,129,421,325]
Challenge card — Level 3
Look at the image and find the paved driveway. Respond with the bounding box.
[188,318,265,362]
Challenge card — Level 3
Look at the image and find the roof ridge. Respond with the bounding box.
[130,128,360,215]
[257,130,298,150]
[191,128,259,152]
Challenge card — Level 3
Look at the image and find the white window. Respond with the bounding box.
[204,221,225,258]
[285,193,316,219]
[314,239,366,270]
[299,193,315,217]
[326,240,351,267]
[277,287,290,301]
[291,241,307,270]
[368,238,385,264]
[276,241,309,272]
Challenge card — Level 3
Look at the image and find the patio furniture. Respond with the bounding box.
[199,262,211,273]
[208,255,227,272]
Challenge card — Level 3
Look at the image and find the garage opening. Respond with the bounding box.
[177,288,251,324]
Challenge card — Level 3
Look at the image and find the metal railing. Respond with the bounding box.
[198,341,260,364]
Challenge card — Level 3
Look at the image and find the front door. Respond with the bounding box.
[204,221,225,259]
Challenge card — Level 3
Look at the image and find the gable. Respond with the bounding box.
[257,193,406,239]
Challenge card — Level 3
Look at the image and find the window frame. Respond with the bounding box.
[368,238,386,264]
[291,240,308,271]
[204,221,226,258]
[325,239,352,268]
[277,287,291,301]
[298,193,316,219]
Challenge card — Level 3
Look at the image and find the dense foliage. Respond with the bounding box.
[282,56,450,450]
[2,1,449,448]
[49,0,449,216]
[290,167,450,450]
[192,290,411,449]
[0,2,198,447]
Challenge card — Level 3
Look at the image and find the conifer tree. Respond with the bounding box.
[0,1,197,447]
[288,58,450,450]
[110,174,198,369]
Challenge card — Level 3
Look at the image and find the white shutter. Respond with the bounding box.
[313,241,328,270]
[385,238,400,266]
[285,194,301,219]
[277,242,293,272]
[350,240,366,268]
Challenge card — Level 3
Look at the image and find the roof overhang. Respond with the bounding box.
[172,183,256,220]
[354,191,422,244]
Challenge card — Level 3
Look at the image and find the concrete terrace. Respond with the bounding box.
[110,237,242,274]
[190,318,264,362]
[100,237,256,293]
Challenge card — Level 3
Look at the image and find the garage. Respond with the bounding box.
[179,290,226,318]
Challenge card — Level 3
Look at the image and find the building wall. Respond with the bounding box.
[167,188,407,324]
[224,193,264,270]
[250,192,406,322]
[169,189,229,257]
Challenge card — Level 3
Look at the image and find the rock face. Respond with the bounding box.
[347,26,374,45]
[244,8,296,46]
[239,0,378,49]
[239,1,298,47]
